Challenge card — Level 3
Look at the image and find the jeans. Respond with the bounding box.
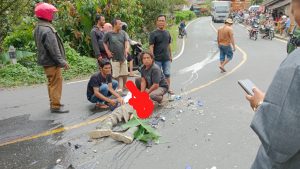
[135,78,167,103]
[155,61,171,78]
[89,80,118,104]
[219,45,233,62]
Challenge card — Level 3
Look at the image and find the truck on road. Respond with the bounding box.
[211,1,231,23]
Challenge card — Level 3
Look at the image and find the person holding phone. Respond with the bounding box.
[246,0,300,168]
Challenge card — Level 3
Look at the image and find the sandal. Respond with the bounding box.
[95,103,109,109]
[168,90,175,95]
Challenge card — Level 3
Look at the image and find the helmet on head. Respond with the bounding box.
[34,2,58,22]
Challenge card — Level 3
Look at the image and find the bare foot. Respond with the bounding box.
[218,66,226,73]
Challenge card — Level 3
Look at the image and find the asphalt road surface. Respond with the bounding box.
[0,17,287,169]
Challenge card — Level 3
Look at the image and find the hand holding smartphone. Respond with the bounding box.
[238,79,256,96]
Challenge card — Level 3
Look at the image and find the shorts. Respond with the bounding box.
[111,60,128,78]
[155,60,171,78]
[219,45,233,62]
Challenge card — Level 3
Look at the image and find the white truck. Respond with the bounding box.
[211,1,231,23]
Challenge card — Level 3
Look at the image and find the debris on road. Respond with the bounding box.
[56,159,61,164]
[74,144,81,149]
[197,100,204,107]
[186,165,192,169]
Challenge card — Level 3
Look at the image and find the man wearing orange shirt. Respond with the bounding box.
[217,18,236,73]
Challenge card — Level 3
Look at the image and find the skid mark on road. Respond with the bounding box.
[180,21,248,95]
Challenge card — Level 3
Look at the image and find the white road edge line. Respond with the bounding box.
[173,18,202,61]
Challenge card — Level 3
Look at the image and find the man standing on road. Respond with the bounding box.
[34,2,69,113]
[90,14,107,63]
[149,14,174,95]
[103,18,130,93]
[246,0,300,168]
[217,18,236,73]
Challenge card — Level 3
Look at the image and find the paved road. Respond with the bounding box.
[0,17,287,169]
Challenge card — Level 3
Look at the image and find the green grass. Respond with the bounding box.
[168,24,179,56]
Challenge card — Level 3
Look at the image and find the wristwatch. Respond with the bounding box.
[253,101,263,111]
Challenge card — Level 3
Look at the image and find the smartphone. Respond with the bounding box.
[238,79,256,96]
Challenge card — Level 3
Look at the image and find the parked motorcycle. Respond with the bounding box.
[130,40,143,71]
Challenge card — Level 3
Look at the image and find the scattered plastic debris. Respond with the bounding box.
[74,144,81,149]
[160,116,166,121]
[93,150,97,153]
[175,95,182,100]
[56,159,61,164]
[186,165,192,169]
[211,166,217,169]
[197,100,204,107]
[179,110,183,113]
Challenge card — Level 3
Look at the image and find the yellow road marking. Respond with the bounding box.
[0,20,248,148]
[0,114,108,147]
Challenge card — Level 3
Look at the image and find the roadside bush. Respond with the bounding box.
[175,10,196,24]
[0,43,97,87]
[2,17,36,52]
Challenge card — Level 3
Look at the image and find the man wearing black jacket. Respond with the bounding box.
[34,2,69,113]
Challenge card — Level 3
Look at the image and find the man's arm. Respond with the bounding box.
[93,87,112,103]
[103,33,113,58]
[107,83,124,104]
[44,31,67,67]
[168,44,172,62]
[149,32,155,56]
[141,77,147,92]
[230,29,236,51]
[90,30,101,58]
[147,83,159,94]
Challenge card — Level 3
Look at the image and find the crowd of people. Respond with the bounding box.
[32,0,300,168]
[33,3,174,113]
[231,9,291,37]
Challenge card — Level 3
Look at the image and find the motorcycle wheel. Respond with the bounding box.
[254,33,258,41]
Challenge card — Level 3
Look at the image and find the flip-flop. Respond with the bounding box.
[95,103,109,109]
[129,74,139,77]
[219,66,226,73]
[168,90,175,95]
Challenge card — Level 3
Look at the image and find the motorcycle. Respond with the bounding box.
[261,26,275,40]
[249,24,259,40]
[178,27,187,39]
[130,40,143,71]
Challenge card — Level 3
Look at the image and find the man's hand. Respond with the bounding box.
[108,99,117,107]
[97,55,103,62]
[232,46,236,52]
[117,97,124,105]
[64,63,70,70]
[107,51,113,58]
[246,87,265,111]
[169,57,173,62]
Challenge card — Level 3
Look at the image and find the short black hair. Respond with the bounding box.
[140,51,154,61]
[156,14,166,21]
[99,60,111,68]
[95,14,104,23]
[111,18,121,27]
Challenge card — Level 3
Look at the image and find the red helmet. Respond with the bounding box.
[34,2,58,22]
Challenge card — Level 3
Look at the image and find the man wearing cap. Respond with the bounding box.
[217,18,236,73]
[34,2,70,113]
